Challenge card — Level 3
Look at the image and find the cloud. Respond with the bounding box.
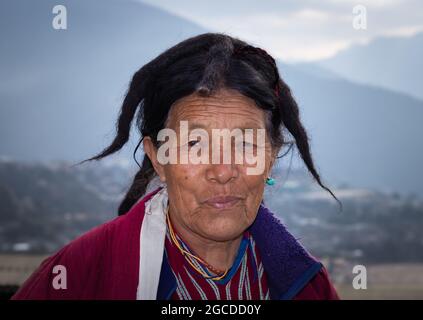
[139,0,423,62]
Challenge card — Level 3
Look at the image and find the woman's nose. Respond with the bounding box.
[205,163,239,184]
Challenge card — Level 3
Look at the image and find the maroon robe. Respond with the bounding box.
[11,188,339,300]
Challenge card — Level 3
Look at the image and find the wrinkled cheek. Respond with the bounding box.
[167,165,194,186]
[246,181,265,215]
[167,166,202,207]
[244,176,265,197]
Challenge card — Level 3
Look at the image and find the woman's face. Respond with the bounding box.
[144,88,276,242]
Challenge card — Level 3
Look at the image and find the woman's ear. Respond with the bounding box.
[143,137,166,182]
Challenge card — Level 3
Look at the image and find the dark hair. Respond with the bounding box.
[74,32,342,215]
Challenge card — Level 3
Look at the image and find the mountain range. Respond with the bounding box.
[1,0,422,197]
[316,33,423,100]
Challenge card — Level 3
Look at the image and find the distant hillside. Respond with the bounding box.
[1,159,423,264]
[278,61,423,197]
[0,158,131,252]
[1,0,423,197]
[0,0,207,162]
[317,33,423,100]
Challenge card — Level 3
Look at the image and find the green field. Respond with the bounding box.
[0,254,48,286]
[336,284,423,300]
[1,254,423,299]
[332,263,423,300]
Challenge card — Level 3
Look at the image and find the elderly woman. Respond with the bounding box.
[12,33,340,300]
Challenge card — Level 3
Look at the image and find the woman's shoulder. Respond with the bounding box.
[293,266,340,300]
[10,217,131,299]
[10,189,159,300]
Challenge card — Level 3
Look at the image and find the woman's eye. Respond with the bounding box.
[242,141,256,148]
[188,140,199,147]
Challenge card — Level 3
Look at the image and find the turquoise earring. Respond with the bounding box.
[265,177,275,186]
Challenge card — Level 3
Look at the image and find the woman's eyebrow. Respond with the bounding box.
[187,122,208,130]
[186,122,265,130]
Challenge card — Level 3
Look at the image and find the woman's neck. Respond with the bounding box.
[169,213,243,273]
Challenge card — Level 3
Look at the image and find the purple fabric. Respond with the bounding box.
[249,204,318,299]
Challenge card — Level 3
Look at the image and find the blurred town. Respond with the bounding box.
[1,157,422,299]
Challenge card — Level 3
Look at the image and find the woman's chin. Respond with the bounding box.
[197,218,249,242]
[201,231,244,242]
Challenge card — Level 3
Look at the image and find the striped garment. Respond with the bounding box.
[164,226,270,300]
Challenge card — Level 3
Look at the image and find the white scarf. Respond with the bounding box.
[136,186,169,300]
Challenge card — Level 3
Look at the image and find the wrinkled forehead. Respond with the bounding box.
[166,88,267,130]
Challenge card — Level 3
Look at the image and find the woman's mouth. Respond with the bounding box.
[204,196,242,209]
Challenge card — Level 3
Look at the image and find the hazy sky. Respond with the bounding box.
[139,0,423,62]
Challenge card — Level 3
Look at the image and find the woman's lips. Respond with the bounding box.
[204,196,242,209]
